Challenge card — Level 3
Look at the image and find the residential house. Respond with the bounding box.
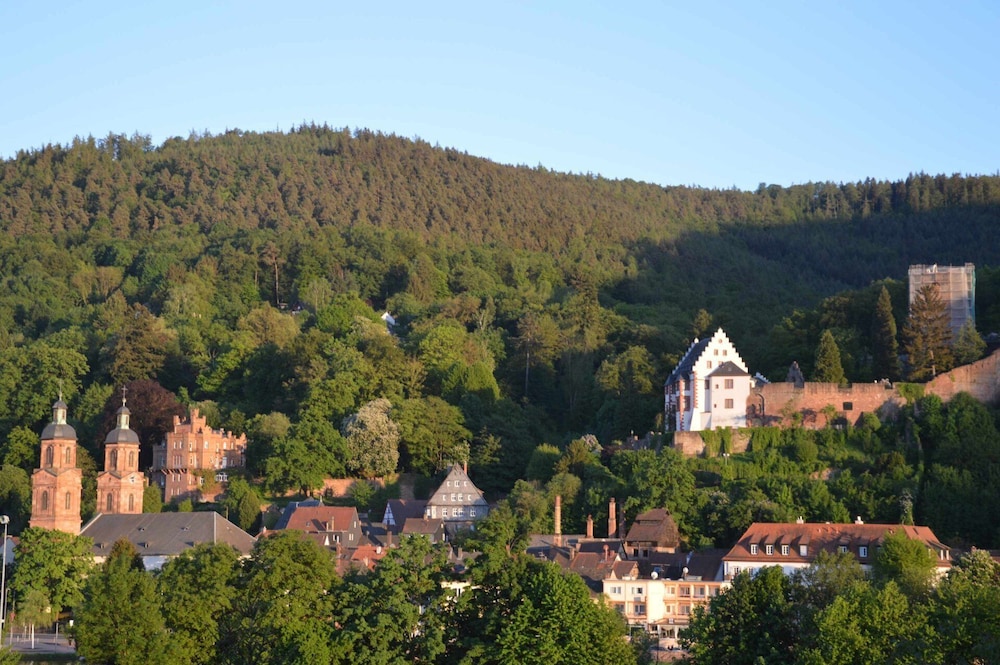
[80,512,255,570]
[424,464,489,533]
[273,502,364,550]
[401,517,447,544]
[723,520,952,579]
[664,329,752,432]
[624,508,680,559]
[382,499,428,534]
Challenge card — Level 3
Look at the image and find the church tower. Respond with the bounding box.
[96,396,144,514]
[30,397,83,533]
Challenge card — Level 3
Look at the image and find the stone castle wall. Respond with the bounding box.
[671,349,1000,457]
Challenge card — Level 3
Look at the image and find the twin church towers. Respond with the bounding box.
[29,395,144,534]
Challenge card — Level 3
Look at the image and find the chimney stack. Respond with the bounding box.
[586,514,594,539]
[554,495,562,547]
[609,497,617,539]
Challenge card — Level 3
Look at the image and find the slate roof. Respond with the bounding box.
[81,512,255,557]
[666,337,711,384]
[707,361,749,377]
[383,499,428,532]
[402,517,445,536]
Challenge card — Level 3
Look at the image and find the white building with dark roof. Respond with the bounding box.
[664,329,752,432]
[424,464,489,533]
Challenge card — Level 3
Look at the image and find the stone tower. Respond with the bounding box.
[30,398,83,533]
[96,396,144,514]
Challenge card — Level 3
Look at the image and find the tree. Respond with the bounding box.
[448,556,635,664]
[681,566,798,665]
[100,303,171,385]
[924,550,1000,663]
[0,465,30,533]
[157,543,241,665]
[952,318,986,365]
[217,531,338,665]
[330,536,452,663]
[903,284,953,380]
[75,539,181,665]
[11,528,93,619]
[394,396,471,475]
[220,477,261,532]
[801,580,922,665]
[341,398,400,478]
[813,329,846,384]
[143,482,162,513]
[871,528,937,599]
[870,285,901,380]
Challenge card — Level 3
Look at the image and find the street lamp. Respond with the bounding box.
[0,515,8,645]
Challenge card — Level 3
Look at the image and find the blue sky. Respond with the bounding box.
[1,1,997,190]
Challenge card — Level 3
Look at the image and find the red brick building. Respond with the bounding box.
[150,408,247,503]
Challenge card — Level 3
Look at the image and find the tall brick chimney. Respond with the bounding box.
[554,495,562,547]
[608,497,617,539]
[586,514,594,539]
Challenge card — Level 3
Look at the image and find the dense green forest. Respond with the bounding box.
[1,126,999,545]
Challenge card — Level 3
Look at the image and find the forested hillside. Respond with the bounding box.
[1,125,999,532]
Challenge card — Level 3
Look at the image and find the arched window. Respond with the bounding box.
[65,491,72,510]
[106,494,114,513]
[64,447,72,465]
[41,490,49,511]
[45,446,54,466]
[128,451,135,468]
[110,450,118,470]
[127,494,134,512]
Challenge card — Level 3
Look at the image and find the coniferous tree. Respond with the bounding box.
[903,284,953,380]
[871,285,901,380]
[952,319,986,365]
[813,330,846,384]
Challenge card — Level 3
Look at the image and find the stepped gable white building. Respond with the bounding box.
[664,329,752,432]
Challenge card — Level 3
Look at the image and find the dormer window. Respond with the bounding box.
[859,546,868,558]
[799,545,808,556]
[838,545,848,554]
[750,544,758,555]
[765,545,773,555]
[781,544,789,556]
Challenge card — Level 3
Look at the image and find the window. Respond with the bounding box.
[843,402,853,411]
[800,545,808,556]
[64,447,72,464]
[457,493,463,502]
[706,361,712,369]
[781,544,789,556]
[41,490,49,511]
[469,508,476,517]
[750,544,758,555]
[128,494,134,511]
[456,507,464,517]
[838,545,848,554]
[680,605,691,615]
[45,446,54,466]
[633,603,646,616]
[65,491,71,510]
[110,450,118,469]
[632,586,644,595]
[610,585,622,595]
[714,349,719,356]
[106,494,114,512]
[765,544,773,555]
[725,399,734,409]
[723,349,728,356]
[725,379,734,389]
[705,379,710,390]
[128,451,135,467]
[450,493,456,502]
[859,546,868,558]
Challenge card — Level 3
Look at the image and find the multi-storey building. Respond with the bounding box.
[150,408,247,502]
[664,329,753,432]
